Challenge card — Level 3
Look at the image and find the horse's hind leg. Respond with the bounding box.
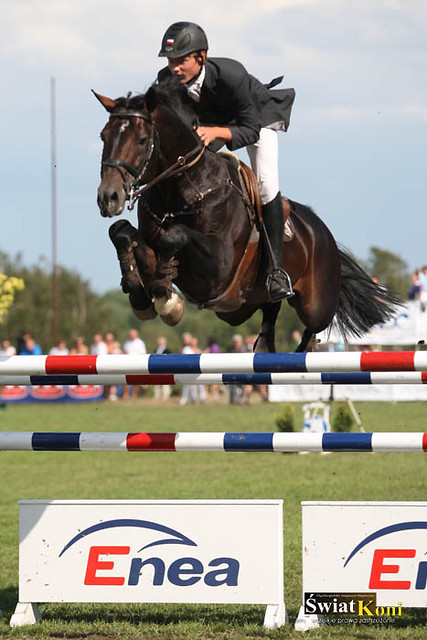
[253,302,281,353]
[109,220,157,320]
[295,328,318,352]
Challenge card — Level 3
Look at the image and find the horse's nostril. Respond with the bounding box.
[110,192,119,202]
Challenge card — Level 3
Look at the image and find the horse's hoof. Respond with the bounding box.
[154,292,185,326]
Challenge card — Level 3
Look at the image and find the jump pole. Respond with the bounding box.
[1,351,427,376]
[1,371,427,386]
[0,432,426,452]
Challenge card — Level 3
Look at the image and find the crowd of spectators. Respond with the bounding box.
[0,330,267,405]
[408,265,427,310]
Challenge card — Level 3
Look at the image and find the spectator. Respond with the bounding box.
[0,339,16,356]
[90,333,108,355]
[245,334,268,402]
[206,336,220,354]
[123,329,147,355]
[105,332,122,355]
[122,329,147,399]
[49,339,69,355]
[291,329,302,350]
[191,336,206,404]
[154,336,171,401]
[179,333,197,405]
[70,336,89,355]
[408,272,422,301]
[227,334,248,405]
[204,337,221,403]
[104,332,122,400]
[20,336,43,355]
[419,266,427,310]
[17,330,31,355]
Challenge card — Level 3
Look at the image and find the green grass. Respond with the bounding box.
[0,399,426,639]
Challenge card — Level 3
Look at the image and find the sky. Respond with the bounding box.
[1,0,426,294]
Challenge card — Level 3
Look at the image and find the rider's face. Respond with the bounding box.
[167,53,203,84]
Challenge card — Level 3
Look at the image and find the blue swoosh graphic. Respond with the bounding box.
[59,518,197,557]
[344,521,427,567]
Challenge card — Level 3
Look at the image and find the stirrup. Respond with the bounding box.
[266,268,294,302]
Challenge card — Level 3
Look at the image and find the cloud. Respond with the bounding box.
[400,103,427,120]
[1,0,427,291]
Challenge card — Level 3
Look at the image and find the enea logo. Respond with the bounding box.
[344,521,427,591]
[67,385,103,399]
[31,385,66,400]
[0,385,29,400]
[59,519,240,588]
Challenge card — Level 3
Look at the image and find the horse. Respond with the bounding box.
[95,82,399,352]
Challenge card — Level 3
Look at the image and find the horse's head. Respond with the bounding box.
[94,91,158,218]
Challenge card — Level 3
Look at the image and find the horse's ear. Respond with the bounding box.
[92,90,116,113]
[144,86,157,113]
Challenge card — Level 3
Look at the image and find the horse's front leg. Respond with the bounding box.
[109,219,157,321]
[149,224,223,325]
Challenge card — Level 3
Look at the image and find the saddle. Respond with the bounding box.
[200,152,291,313]
[220,151,262,224]
[219,151,292,233]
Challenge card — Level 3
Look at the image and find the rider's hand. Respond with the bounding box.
[196,126,232,146]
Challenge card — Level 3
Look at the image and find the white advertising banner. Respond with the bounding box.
[18,500,283,605]
[302,501,427,609]
[318,300,427,346]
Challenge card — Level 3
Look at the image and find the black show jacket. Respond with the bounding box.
[157,57,295,150]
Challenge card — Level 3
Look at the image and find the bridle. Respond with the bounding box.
[102,110,157,210]
[102,108,205,211]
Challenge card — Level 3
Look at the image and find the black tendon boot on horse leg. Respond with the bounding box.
[109,220,156,319]
[262,192,294,302]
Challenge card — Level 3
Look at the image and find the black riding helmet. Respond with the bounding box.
[158,22,209,58]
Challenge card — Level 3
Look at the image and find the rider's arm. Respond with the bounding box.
[207,58,261,151]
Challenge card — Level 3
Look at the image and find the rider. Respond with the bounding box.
[157,21,296,301]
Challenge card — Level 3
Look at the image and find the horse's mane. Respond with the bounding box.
[145,77,197,130]
[114,93,146,111]
[114,77,196,134]
[147,76,187,109]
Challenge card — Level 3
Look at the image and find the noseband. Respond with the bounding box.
[102,108,205,211]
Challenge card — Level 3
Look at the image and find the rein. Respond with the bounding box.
[102,108,205,211]
[129,144,205,209]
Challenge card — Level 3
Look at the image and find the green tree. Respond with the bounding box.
[0,252,123,352]
[365,246,410,298]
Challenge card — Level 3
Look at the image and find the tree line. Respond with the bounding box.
[0,247,411,354]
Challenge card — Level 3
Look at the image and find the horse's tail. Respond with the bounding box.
[333,248,402,339]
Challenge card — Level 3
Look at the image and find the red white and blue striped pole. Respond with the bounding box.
[1,352,427,375]
[1,371,427,386]
[0,432,426,452]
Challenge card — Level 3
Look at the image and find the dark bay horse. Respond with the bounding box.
[95,84,399,352]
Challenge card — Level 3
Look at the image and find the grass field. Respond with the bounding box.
[0,397,426,639]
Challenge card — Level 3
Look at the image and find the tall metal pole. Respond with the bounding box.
[51,77,58,345]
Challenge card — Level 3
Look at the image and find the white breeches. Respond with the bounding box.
[246,127,279,205]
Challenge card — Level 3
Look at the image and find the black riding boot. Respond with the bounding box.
[262,192,294,302]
